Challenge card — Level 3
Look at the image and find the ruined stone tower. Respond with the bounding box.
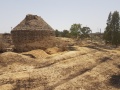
[11,14,55,52]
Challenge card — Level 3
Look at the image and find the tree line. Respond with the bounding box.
[55,24,91,39]
[55,10,120,47]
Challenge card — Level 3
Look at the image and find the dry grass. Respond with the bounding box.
[0,40,120,90]
[0,84,14,90]
[45,47,61,54]
[22,49,49,59]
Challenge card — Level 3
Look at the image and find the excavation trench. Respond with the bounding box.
[0,48,113,90]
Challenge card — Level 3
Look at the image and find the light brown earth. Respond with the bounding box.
[0,40,120,90]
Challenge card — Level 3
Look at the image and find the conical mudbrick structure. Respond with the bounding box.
[11,14,55,52]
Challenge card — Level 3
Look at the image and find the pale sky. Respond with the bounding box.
[0,0,120,33]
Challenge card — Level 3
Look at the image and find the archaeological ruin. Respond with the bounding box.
[11,14,55,52]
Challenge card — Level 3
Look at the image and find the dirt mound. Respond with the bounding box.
[0,52,37,74]
[55,37,76,51]
[0,52,35,65]
[0,84,14,90]
[45,47,61,54]
[22,49,49,59]
[54,57,120,90]
[0,44,120,90]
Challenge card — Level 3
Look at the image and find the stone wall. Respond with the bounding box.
[11,30,55,52]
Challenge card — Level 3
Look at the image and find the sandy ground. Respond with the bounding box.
[0,43,120,90]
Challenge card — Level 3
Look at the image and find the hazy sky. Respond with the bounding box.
[0,0,120,33]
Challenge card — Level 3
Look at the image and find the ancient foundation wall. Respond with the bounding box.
[11,30,55,52]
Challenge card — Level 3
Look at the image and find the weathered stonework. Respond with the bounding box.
[11,14,55,52]
[2,33,12,44]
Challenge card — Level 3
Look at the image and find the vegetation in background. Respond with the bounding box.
[55,29,70,37]
[55,29,60,37]
[62,30,70,37]
[55,24,91,40]
[80,27,91,39]
[104,11,120,47]
[70,24,81,38]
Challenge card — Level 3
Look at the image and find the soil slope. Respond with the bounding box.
[0,45,120,90]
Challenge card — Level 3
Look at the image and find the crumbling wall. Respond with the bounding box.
[11,30,55,52]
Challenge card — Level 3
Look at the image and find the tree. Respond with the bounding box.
[104,11,120,47]
[62,30,70,37]
[55,29,60,37]
[111,11,120,46]
[103,12,112,43]
[70,24,81,38]
[55,29,63,37]
[80,27,91,39]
